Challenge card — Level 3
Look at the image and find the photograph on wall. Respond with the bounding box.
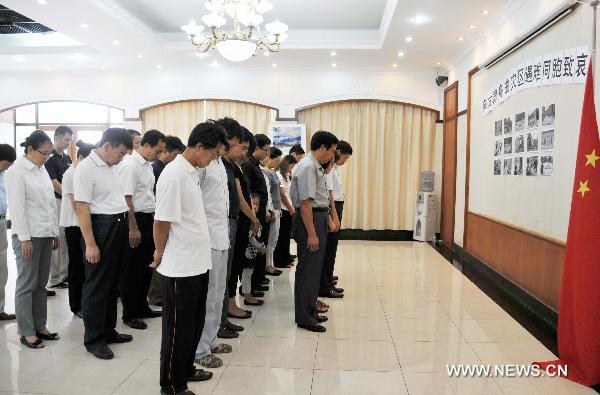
[495,120,503,136]
[526,156,539,176]
[503,158,513,175]
[541,129,554,150]
[494,159,502,175]
[514,157,523,176]
[504,117,513,134]
[514,135,525,153]
[515,112,526,132]
[494,140,503,156]
[268,123,307,154]
[542,104,555,126]
[527,132,539,152]
[540,155,554,176]
[503,137,512,154]
[528,108,540,129]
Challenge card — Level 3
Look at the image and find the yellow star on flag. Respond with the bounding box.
[578,180,590,198]
[586,149,600,168]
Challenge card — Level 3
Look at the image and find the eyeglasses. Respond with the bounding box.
[35,149,52,157]
[230,144,249,152]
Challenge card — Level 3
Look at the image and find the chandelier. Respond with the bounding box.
[181,0,288,62]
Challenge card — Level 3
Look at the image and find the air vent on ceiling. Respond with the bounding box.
[0,4,54,35]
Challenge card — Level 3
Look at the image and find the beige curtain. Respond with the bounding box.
[142,100,276,142]
[297,101,438,231]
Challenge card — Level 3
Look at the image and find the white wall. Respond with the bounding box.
[453,115,467,246]
[0,69,441,119]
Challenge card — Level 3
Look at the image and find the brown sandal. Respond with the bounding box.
[20,336,44,349]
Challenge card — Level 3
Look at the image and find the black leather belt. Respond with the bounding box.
[312,207,329,213]
[91,212,128,220]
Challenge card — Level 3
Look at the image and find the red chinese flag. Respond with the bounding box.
[534,63,600,386]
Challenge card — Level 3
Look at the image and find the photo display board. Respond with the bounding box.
[469,5,593,242]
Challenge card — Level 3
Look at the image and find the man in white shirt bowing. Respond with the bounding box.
[152,122,228,395]
[74,128,133,360]
[118,129,166,331]
[194,119,240,369]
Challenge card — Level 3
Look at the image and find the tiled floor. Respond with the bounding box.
[0,240,597,395]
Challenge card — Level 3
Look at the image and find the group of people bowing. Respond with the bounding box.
[0,117,353,395]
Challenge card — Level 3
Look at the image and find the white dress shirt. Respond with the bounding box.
[74,150,128,215]
[6,156,59,241]
[59,166,79,227]
[198,157,230,251]
[155,155,212,277]
[118,150,156,213]
[277,171,291,211]
[326,164,345,202]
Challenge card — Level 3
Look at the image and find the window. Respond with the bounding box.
[2,101,124,149]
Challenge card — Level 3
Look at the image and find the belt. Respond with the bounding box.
[91,212,128,221]
[229,213,239,220]
[135,212,154,218]
[312,207,329,213]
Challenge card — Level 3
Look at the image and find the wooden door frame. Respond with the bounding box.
[440,81,459,249]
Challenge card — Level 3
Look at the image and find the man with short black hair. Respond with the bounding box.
[291,131,338,333]
[119,130,166,330]
[320,140,353,298]
[46,125,73,289]
[0,144,16,320]
[148,136,185,307]
[74,128,134,360]
[127,130,142,153]
[241,134,272,296]
[153,122,228,394]
[289,144,306,163]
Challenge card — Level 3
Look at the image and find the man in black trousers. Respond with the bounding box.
[290,131,338,333]
[74,128,133,360]
[241,134,271,296]
[119,129,166,330]
[152,122,228,395]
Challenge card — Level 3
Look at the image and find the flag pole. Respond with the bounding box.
[592,0,599,65]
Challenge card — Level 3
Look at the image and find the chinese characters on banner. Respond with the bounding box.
[482,47,590,116]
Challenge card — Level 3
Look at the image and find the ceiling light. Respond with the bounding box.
[331,63,337,67]
[137,54,144,59]
[263,51,270,57]
[410,15,430,25]
[272,63,277,67]
[458,36,464,41]
[182,1,287,62]
[397,51,405,57]
[436,62,441,66]
[113,40,120,45]
[157,64,163,69]
[47,68,53,72]
[210,61,220,68]
[469,24,476,30]
[13,55,26,63]
[330,51,337,56]
[100,66,106,70]
[392,63,397,68]
[80,23,88,28]
[482,10,489,15]
[37,0,48,5]
[405,36,413,43]
[70,54,87,62]
[194,52,209,58]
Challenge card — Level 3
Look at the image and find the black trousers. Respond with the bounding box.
[251,217,269,291]
[229,216,250,298]
[81,215,128,350]
[65,226,84,314]
[293,211,328,326]
[274,209,293,267]
[320,201,344,294]
[221,217,238,325]
[121,212,154,320]
[160,272,209,394]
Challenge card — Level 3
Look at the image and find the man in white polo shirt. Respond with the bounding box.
[194,118,242,369]
[152,122,228,395]
[118,129,166,331]
[74,128,133,360]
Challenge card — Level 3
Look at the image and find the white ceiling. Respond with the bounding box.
[0,0,510,73]
[114,0,388,31]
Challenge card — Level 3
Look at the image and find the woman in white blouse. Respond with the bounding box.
[273,155,297,269]
[60,140,95,318]
[6,131,60,349]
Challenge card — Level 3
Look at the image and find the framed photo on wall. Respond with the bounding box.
[268,123,307,155]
